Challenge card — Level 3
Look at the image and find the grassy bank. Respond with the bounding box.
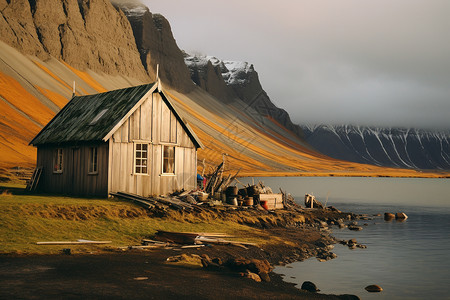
[0,184,267,255]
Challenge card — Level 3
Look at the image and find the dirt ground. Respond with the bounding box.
[0,250,359,300]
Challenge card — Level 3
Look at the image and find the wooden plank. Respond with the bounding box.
[175,147,184,191]
[140,98,152,141]
[170,111,177,143]
[121,119,129,142]
[160,100,170,142]
[153,92,162,143]
[37,240,112,245]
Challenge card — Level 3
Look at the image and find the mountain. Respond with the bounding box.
[0,0,444,179]
[302,125,450,170]
[184,55,305,139]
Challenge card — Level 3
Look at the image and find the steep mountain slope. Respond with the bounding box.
[0,0,445,178]
[302,125,450,170]
[0,0,148,80]
[184,55,305,139]
[112,1,194,92]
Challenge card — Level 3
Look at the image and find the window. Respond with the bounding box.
[134,143,148,174]
[88,147,98,174]
[53,148,63,173]
[163,146,175,174]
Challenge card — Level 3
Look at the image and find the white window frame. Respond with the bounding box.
[88,147,98,175]
[53,148,63,174]
[161,145,175,175]
[134,142,149,175]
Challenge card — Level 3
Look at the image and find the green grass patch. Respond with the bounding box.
[0,185,264,255]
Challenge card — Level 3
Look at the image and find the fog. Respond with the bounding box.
[144,0,450,129]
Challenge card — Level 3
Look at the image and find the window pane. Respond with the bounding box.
[136,144,141,150]
[142,144,148,151]
[163,146,175,173]
[135,166,140,173]
[142,167,147,173]
[142,151,147,158]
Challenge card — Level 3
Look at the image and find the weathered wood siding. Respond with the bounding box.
[109,92,197,196]
[36,143,109,197]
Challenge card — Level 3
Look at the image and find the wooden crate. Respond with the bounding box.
[258,194,284,210]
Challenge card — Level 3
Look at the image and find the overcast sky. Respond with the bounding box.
[143,0,450,129]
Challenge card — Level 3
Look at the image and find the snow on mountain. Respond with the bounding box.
[302,125,450,170]
[184,55,253,85]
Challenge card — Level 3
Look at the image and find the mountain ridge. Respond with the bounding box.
[0,0,447,178]
[302,124,450,170]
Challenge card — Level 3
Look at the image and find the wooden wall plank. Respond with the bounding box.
[160,100,170,143]
[140,98,152,141]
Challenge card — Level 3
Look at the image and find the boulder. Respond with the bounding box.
[243,271,261,282]
[166,254,203,268]
[226,257,272,275]
[365,284,383,292]
[384,213,395,221]
[301,281,320,292]
[348,225,363,231]
[259,271,271,282]
[395,212,408,220]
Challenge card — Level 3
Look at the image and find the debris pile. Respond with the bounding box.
[119,230,257,252]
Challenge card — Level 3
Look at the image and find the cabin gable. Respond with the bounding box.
[108,90,197,197]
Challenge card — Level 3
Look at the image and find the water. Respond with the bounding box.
[239,177,450,299]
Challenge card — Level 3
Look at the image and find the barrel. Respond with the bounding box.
[226,186,238,197]
[226,197,238,206]
[243,196,253,206]
[246,185,258,197]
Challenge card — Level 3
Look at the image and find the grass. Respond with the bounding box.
[0,184,265,255]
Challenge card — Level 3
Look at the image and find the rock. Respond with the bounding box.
[338,295,361,300]
[259,271,271,282]
[0,0,149,81]
[365,284,383,292]
[328,206,341,213]
[226,257,272,275]
[316,250,337,261]
[395,212,408,220]
[244,271,261,282]
[348,225,363,231]
[301,281,320,292]
[338,222,346,229]
[384,213,395,221]
[166,254,203,268]
[315,241,328,248]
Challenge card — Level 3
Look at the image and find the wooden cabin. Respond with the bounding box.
[30,82,203,197]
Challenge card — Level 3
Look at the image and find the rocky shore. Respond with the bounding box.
[0,206,365,299]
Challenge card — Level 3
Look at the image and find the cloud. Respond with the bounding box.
[144,0,450,129]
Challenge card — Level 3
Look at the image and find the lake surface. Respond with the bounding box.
[239,177,450,299]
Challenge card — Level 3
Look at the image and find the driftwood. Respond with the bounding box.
[112,191,199,213]
[37,240,112,245]
[195,236,257,248]
[205,162,223,193]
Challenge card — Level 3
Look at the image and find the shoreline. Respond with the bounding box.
[0,201,363,299]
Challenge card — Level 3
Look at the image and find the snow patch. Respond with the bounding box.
[184,54,253,85]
